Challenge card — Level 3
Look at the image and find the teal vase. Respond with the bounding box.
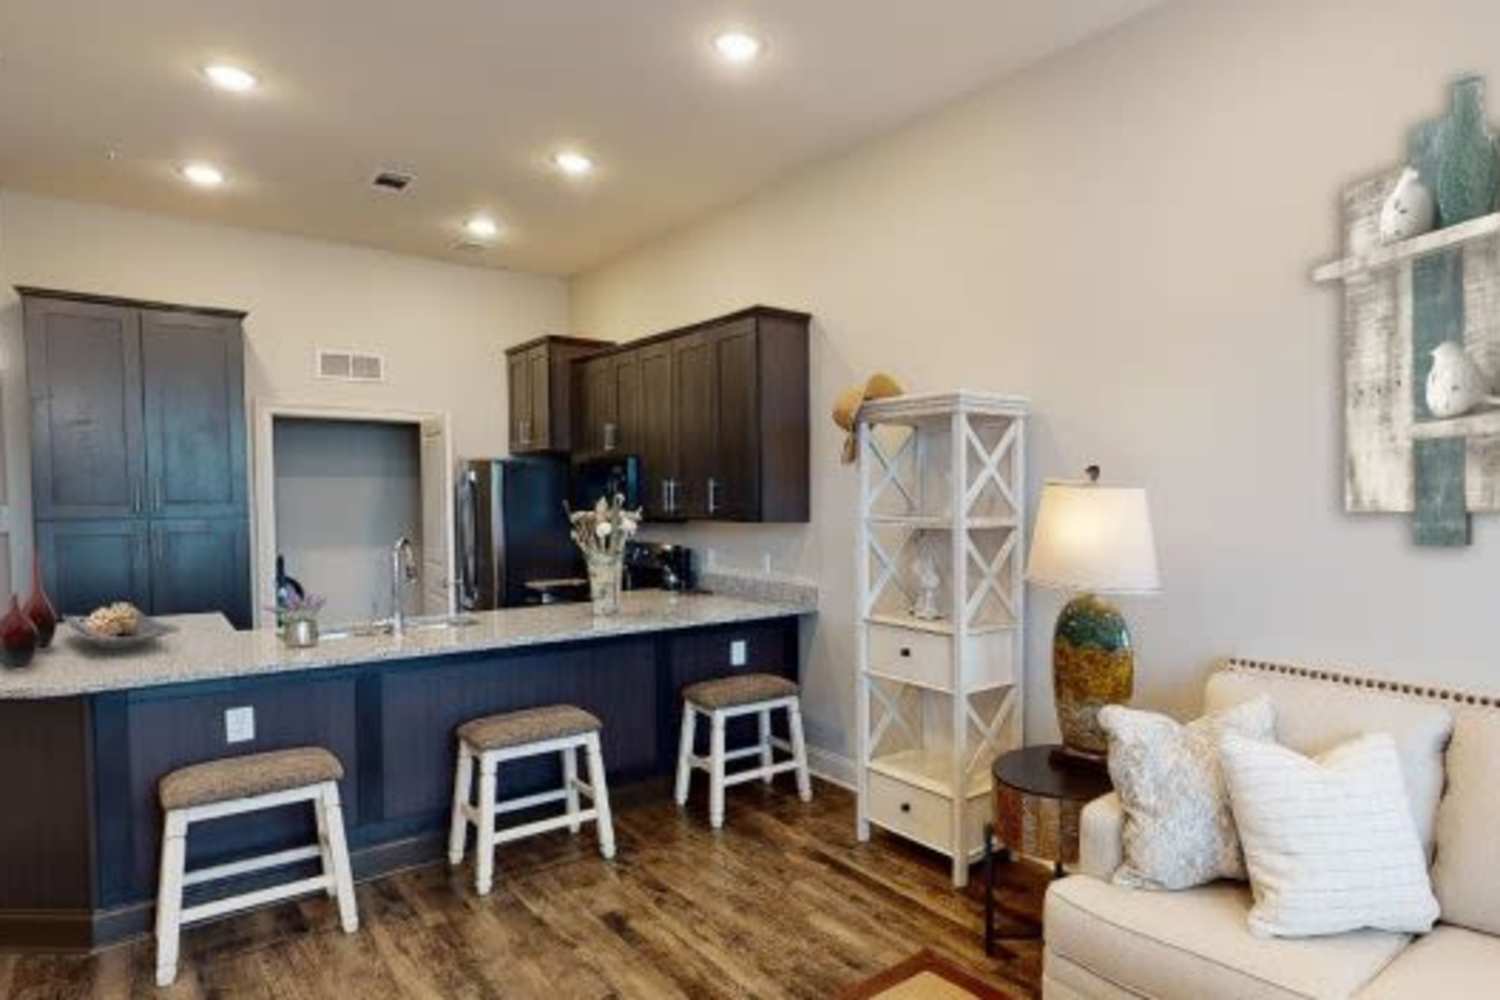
[1436,76,1499,225]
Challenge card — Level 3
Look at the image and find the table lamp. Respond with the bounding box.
[1025,466,1160,767]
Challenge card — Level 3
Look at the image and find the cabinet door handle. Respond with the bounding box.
[707,477,719,515]
[603,422,617,451]
[152,479,163,512]
[661,479,671,512]
[900,802,912,814]
[899,647,911,658]
[131,481,142,514]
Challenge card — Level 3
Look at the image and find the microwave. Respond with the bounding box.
[573,454,643,511]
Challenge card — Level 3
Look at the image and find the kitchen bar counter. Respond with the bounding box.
[0,590,813,699]
[0,588,814,951]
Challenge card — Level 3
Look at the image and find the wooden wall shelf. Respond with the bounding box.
[1312,211,1500,283]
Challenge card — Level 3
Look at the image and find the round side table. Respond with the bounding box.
[984,745,1112,954]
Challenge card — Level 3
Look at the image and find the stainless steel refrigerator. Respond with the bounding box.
[455,456,580,609]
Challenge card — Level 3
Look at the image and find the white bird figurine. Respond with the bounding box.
[1379,166,1437,244]
[1426,342,1500,418]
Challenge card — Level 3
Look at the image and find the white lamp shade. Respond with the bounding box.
[1026,480,1161,594]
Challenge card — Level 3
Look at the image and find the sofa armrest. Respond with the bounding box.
[1078,792,1123,880]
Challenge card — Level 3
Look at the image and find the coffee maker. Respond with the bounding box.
[623,541,695,592]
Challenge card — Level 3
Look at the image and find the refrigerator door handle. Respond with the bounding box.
[457,471,480,610]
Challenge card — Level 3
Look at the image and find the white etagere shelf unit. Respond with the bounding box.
[855,390,1027,887]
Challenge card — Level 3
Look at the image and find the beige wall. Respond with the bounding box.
[0,189,567,601]
[272,418,421,625]
[572,0,1500,758]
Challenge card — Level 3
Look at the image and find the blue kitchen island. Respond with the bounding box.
[0,589,813,951]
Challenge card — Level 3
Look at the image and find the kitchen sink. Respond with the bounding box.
[318,614,479,641]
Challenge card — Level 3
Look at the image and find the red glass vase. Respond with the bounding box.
[0,595,38,669]
[25,557,57,649]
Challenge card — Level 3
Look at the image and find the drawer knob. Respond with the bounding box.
[900,802,912,814]
[899,647,911,658]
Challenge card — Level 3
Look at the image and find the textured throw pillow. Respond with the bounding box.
[1219,731,1439,938]
[1098,696,1275,890]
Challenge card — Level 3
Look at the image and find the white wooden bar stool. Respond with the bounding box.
[447,704,615,895]
[674,673,812,828]
[154,746,357,987]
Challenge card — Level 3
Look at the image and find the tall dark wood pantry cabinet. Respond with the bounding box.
[21,287,253,628]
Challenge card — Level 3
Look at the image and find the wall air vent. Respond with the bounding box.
[316,348,386,383]
[371,170,414,192]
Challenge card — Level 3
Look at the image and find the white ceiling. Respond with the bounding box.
[0,1,1159,275]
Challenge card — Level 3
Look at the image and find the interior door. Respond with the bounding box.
[141,310,246,519]
[419,416,455,615]
[24,296,146,519]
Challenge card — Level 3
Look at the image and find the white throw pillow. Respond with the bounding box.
[1219,731,1439,938]
[1098,696,1275,890]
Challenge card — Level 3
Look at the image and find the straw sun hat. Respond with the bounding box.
[832,373,903,464]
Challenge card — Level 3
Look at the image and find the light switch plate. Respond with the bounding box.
[730,639,747,667]
[225,706,255,744]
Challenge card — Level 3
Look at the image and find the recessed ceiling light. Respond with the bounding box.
[464,215,500,240]
[179,162,226,188]
[713,31,763,64]
[552,151,594,177]
[202,64,258,93]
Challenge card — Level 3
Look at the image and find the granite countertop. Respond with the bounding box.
[0,590,814,700]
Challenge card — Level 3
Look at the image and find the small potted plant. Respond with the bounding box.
[274,592,326,648]
[567,494,641,616]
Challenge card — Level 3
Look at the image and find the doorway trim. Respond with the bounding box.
[251,399,455,628]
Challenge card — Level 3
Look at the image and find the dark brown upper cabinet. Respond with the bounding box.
[142,309,247,518]
[504,335,612,454]
[24,295,147,520]
[21,287,253,628]
[572,306,809,523]
[575,347,646,460]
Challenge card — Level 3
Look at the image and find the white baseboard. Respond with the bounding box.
[806,745,857,790]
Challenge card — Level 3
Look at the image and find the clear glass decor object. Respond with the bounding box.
[587,551,623,616]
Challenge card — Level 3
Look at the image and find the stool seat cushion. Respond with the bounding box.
[159,747,344,811]
[684,673,798,709]
[458,705,602,751]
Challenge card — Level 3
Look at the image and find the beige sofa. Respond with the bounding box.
[1042,658,1500,1000]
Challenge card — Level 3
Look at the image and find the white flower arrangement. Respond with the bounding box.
[567,493,642,558]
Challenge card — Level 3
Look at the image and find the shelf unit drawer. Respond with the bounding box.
[867,623,950,689]
[866,771,990,857]
[866,621,1016,692]
[866,770,952,851]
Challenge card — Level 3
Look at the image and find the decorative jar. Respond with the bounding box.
[24,557,57,649]
[587,552,624,617]
[0,595,39,669]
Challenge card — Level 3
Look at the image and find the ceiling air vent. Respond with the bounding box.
[316,348,386,383]
[371,170,414,192]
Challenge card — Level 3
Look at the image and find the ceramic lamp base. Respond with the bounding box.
[1052,593,1134,758]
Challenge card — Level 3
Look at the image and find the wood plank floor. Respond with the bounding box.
[0,779,1049,999]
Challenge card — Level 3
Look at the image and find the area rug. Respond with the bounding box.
[839,949,1016,1000]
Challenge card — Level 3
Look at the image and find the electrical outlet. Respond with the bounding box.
[225,706,255,744]
[730,639,747,667]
